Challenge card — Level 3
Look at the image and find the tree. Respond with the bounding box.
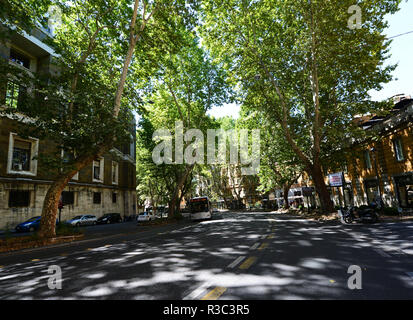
[138,33,231,217]
[201,0,401,213]
[239,107,303,209]
[1,0,200,238]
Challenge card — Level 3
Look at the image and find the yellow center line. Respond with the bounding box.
[31,259,40,262]
[239,256,257,270]
[258,242,269,250]
[200,287,227,300]
[267,234,274,239]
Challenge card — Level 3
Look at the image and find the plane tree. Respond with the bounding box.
[201,0,401,213]
[1,0,200,238]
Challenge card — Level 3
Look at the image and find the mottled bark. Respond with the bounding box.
[38,154,97,238]
[168,164,194,218]
[283,184,291,209]
[308,164,334,213]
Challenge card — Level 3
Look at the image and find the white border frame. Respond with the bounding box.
[7,132,39,176]
[92,157,104,183]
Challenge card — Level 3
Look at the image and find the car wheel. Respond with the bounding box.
[93,221,97,225]
[29,227,35,232]
[107,220,110,224]
[76,222,80,227]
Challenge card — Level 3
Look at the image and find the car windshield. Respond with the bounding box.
[73,216,83,220]
[25,216,40,222]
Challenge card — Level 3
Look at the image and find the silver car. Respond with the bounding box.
[66,215,97,227]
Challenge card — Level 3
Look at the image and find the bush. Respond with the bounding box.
[56,223,83,236]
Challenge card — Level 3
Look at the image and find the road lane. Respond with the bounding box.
[1,211,413,299]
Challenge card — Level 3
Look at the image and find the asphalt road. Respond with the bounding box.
[1,211,413,300]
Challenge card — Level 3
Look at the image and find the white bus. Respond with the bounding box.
[189,196,212,221]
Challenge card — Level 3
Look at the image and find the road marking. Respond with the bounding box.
[239,256,257,270]
[183,282,211,300]
[267,234,274,239]
[31,259,40,262]
[249,243,260,250]
[227,256,246,269]
[201,287,227,300]
[258,242,269,250]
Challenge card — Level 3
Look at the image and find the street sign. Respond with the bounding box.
[329,172,344,187]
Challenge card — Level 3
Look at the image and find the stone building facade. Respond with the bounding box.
[327,97,413,212]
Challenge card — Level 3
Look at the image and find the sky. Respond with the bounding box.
[208,0,413,119]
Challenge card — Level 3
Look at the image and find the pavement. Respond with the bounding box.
[1,211,413,300]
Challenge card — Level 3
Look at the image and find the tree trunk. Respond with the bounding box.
[308,164,334,214]
[38,155,97,238]
[168,165,194,218]
[223,197,229,209]
[283,184,291,209]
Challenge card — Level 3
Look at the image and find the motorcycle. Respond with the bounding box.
[339,203,379,224]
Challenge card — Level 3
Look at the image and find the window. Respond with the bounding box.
[5,81,20,108]
[12,139,31,171]
[61,191,74,206]
[364,180,379,204]
[112,161,118,185]
[130,134,135,159]
[61,150,79,180]
[395,176,413,208]
[364,150,372,169]
[112,192,117,204]
[7,133,39,176]
[92,158,104,182]
[9,190,30,207]
[9,48,31,69]
[393,138,404,161]
[93,192,101,204]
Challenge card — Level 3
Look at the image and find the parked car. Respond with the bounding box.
[15,216,59,233]
[65,215,97,227]
[97,213,122,224]
[137,212,155,223]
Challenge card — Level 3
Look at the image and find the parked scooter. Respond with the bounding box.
[339,203,379,224]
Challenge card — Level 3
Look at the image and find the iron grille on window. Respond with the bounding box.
[93,192,101,204]
[61,191,74,205]
[9,190,30,207]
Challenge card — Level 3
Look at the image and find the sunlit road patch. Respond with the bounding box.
[1,212,413,299]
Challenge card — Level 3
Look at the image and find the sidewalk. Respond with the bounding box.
[288,208,413,223]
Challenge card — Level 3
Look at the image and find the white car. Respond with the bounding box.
[66,215,97,227]
[137,212,155,223]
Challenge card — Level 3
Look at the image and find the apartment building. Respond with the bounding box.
[0,25,137,229]
[327,96,412,212]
